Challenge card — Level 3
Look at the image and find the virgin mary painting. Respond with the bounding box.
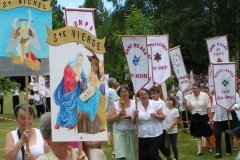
[53,52,104,134]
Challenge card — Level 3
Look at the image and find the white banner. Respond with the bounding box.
[212,62,236,109]
[208,65,214,94]
[38,76,45,96]
[170,46,190,92]
[206,35,229,63]
[121,36,149,94]
[64,8,96,36]
[147,35,171,85]
[143,45,154,90]
[161,82,167,102]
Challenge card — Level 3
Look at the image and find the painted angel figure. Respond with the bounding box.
[6,10,41,70]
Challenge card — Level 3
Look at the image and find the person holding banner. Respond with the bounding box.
[184,83,213,156]
[4,104,50,160]
[174,84,189,133]
[132,88,165,160]
[37,112,87,160]
[150,86,174,160]
[108,85,136,160]
[211,93,234,158]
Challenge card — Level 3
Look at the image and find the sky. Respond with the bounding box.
[58,0,113,10]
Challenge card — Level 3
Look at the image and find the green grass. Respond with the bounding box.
[0,92,238,160]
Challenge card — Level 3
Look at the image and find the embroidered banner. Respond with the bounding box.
[208,65,214,94]
[169,46,190,92]
[205,35,229,63]
[120,36,149,94]
[38,76,45,96]
[64,8,96,36]
[143,45,154,90]
[147,35,171,85]
[212,62,236,109]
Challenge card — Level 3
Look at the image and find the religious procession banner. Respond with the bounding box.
[120,36,149,94]
[147,35,171,85]
[212,62,236,109]
[0,0,52,76]
[161,82,168,102]
[208,65,214,94]
[169,46,190,92]
[64,7,96,36]
[38,76,45,96]
[48,15,107,141]
[205,35,229,63]
[143,45,154,90]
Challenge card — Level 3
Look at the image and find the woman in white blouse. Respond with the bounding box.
[184,83,213,156]
[108,85,136,160]
[132,88,165,160]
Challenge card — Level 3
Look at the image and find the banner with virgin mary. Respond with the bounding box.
[47,21,107,141]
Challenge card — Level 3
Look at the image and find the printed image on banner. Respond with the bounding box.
[169,46,190,92]
[0,1,52,76]
[143,45,154,90]
[212,62,236,109]
[147,35,171,85]
[47,19,106,141]
[206,35,229,63]
[121,36,149,94]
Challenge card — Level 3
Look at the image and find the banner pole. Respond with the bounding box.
[227,112,233,150]
[178,105,184,143]
[25,76,30,152]
[78,142,83,158]
[135,95,139,160]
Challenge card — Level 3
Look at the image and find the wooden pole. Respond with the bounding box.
[178,106,184,143]
[135,95,139,160]
[227,112,233,150]
[78,142,83,158]
[25,76,30,152]
[184,105,190,132]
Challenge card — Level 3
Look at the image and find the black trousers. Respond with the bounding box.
[139,134,162,160]
[159,130,170,157]
[167,133,178,160]
[214,121,232,154]
[46,97,51,112]
[0,98,3,114]
[12,95,19,114]
[36,104,45,117]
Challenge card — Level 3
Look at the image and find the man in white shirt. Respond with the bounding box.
[150,86,174,160]
[106,78,119,158]
[34,87,45,117]
[45,80,51,112]
[11,82,20,114]
[0,90,4,114]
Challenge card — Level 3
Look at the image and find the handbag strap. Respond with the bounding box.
[17,129,25,160]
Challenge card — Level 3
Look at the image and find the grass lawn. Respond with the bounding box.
[0,92,238,160]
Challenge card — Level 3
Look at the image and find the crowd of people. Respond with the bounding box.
[2,74,240,160]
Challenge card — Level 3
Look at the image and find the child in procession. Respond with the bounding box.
[166,96,180,160]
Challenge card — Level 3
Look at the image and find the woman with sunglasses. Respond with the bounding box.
[4,104,50,160]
